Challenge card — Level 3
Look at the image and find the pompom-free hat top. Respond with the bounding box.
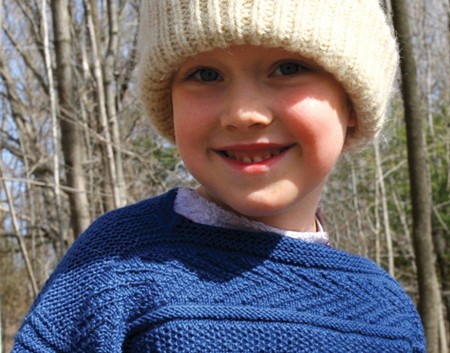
[136,0,399,150]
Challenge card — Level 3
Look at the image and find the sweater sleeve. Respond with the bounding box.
[11,191,176,353]
[12,222,122,352]
[11,201,153,352]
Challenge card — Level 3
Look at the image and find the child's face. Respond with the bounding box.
[172,45,356,231]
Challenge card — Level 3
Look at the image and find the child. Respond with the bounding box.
[13,0,425,352]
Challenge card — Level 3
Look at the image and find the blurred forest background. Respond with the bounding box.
[0,0,448,352]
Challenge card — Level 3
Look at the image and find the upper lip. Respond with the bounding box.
[214,143,294,163]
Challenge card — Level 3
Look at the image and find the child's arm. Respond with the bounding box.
[11,206,139,352]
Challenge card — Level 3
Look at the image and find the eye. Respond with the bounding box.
[188,68,222,82]
[272,61,311,76]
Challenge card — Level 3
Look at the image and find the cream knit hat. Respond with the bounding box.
[136,0,399,150]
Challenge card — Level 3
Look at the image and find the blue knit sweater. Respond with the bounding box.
[13,189,425,352]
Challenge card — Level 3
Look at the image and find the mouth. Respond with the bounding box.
[217,145,293,164]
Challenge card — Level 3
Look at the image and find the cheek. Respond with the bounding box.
[172,95,198,165]
[286,99,346,137]
[285,100,347,165]
[173,95,202,143]
[173,91,219,137]
[172,92,213,173]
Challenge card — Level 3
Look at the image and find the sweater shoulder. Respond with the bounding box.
[12,189,179,352]
[66,188,177,258]
[41,188,179,298]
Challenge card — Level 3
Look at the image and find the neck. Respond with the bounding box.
[195,186,320,233]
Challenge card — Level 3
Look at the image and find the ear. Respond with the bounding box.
[347,108,357,128]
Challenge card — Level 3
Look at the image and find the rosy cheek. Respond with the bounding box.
[286,101,346,164]
[285,101,328,141]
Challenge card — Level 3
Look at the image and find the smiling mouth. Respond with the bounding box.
[218,146,292,164]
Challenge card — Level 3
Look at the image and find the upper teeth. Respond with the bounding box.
[223,148,285,163]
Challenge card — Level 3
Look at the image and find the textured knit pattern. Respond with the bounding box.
[136,0,399,150]
[13,189,425,352]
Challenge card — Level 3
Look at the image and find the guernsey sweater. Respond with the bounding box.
[13,189,425,352]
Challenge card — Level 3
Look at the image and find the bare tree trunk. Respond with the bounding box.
[83,0,122,209]
[374,161,381,266]
[104,0,127,205]
[392,190,417,274]
[89,0,101,50]
[374,142,395,277]
[391,1,444,352]
[441,0,450,341]
[79,31,98,219]
[351,164,368,258]
[0,295,3,353]
[41,0,66,257]
[51,0,91,239]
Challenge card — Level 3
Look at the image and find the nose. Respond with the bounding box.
[220,83,273,131]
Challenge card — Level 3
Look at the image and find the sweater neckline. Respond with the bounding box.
[174,187,329,245]
[155,189,381,275]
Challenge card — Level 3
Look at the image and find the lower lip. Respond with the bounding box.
[217,149,289,174]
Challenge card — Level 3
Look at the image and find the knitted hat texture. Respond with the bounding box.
[136,0,399,149]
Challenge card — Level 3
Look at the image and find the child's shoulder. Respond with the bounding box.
[88,187,178,233]
[12,189,180,352]
[66,188,178,256]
